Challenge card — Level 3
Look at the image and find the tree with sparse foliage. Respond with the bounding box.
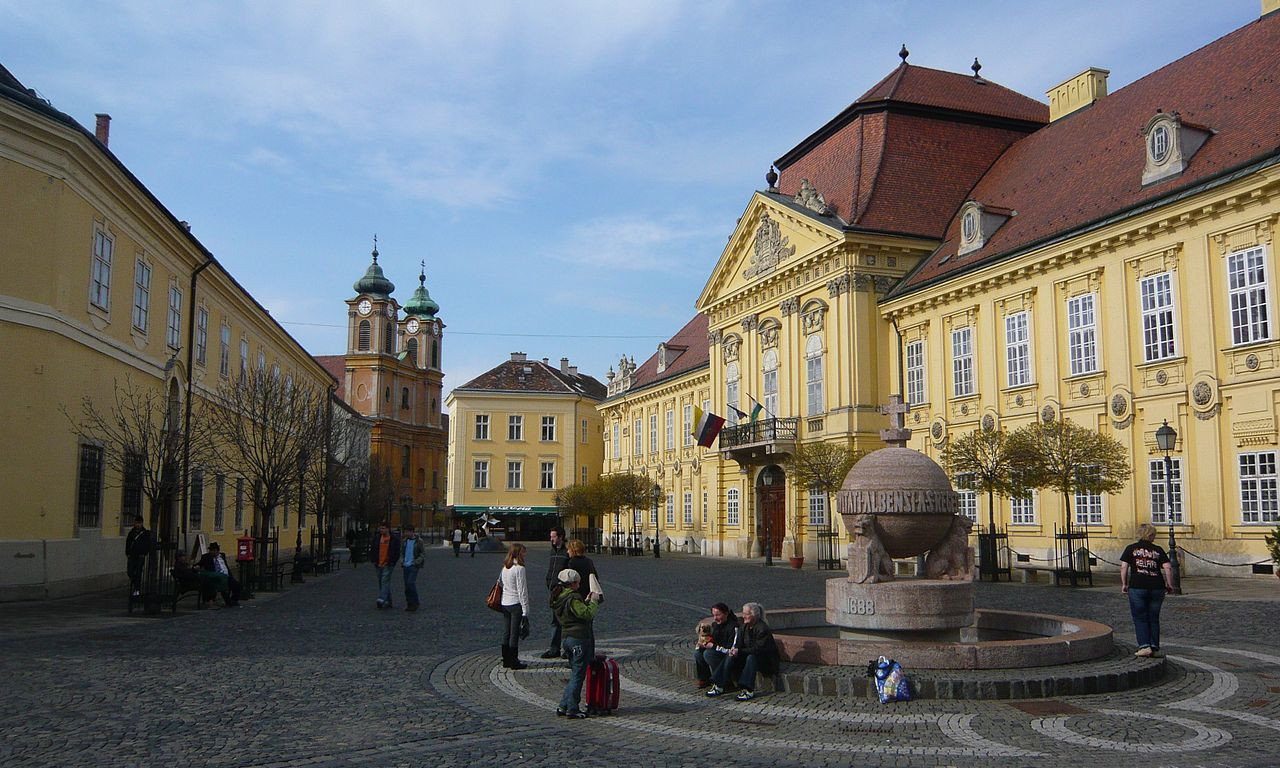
[788,440,863,522]
[200,368,328,536]
[942,427,1031,533]
[1010,418,1131,529]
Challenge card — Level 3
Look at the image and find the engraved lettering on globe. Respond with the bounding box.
[1111,393,1127,417]
[836,447,958,559]
[1193,381,1213,406]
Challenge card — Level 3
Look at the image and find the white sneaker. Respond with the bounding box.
[1135,646,1153,657]
[705,685,725,697]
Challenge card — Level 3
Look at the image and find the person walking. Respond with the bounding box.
[368,521,400,609]
[551,568,601,718]
[499,542,531,669]
[540,527,571,659]
[468,529,479,557]
[401,524,425,611]
[125,515,151,597]
[452,526,463,557]
[1120,523,1175,658]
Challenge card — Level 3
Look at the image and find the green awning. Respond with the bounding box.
[454,505,561,517]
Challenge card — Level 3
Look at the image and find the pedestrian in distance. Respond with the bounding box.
[693,602,740,689]
[368,521,400,609]
[551,568,601,718]
[197,542,242,607]
[452,526,463,558]
[125,515,151,597]
[1120,523,1176,658]
[468,529,478,557]
[706,602,777,701]
[499,542,531,669]
[540,526,571,659]
[401,524,425,611]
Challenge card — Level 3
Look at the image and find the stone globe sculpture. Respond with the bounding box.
[836,446,958,558]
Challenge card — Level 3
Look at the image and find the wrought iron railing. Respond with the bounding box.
[718,417,800,450]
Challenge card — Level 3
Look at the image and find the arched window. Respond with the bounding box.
[358,320,371,351]
[401,387,410,409]
[805,334,824,416]
[383,320,395,354]
[430,339,439,369]
[726,488,740,527]
[406,337,419,366]
[725,361,740,426]
[762,348,779,418]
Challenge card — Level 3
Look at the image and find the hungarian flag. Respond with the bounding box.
[692,405,726,448]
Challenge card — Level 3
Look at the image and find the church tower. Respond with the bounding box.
[399,262,446,428]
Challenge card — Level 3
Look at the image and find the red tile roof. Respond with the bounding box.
[610,314,709,399]
[896,13,1280,295]
[312,355,346,400]
[775,64,1046,238]
[455,357,607,400]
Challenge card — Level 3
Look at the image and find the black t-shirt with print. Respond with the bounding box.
[1120,540,1170,590]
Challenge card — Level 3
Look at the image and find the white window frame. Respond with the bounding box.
[582,418,589,444]
[1005,311,1031,387]
[540,461,555,490]
[1010,492,1036,525]
[702,491,708,524]
[473,460,489,489]
[166,284,182,349]
[612,423,620,459]
[1067,293,1099,376]
[952,326,975,397]
[195,307,208,365]
[683,404,694,447]
[633,419,642,456]
[219,324,231,377]
[726,362,740,426]
[956,472,978,523]
[1227,245,1271,346]
[666,493,675,526]
[90,229,113,311]
[665,408,674,451]
[132,259,151,332]
[1140,272,1177,362]
[905,340,925,405]
[808,490,827,527]
[1074,478,1105,526]
[508,414,523,441]
[648,413,658,454]
[683,492,693,526]
[474,414,490,441]
[805,334,824,416]
[726,488,740,527]
[1149,457,1183,524]
[541,415,556,442]
[1238,451,1279,523]
[507,460,523,490]
[762,348,779,417]
[239,338,249,383]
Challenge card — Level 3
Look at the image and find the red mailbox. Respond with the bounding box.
[236,535,255,562]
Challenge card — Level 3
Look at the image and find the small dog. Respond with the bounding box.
[696,620,713,646]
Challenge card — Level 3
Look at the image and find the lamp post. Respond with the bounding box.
[652,483,662,558]
[1154,419,1183,595]
[762,467,775,567]
[431,501,439,544]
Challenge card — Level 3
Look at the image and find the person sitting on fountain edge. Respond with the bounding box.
[707,602,778,701]
[693,602,740,690]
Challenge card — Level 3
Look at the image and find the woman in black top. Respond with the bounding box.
[1120,523,1174,658]
[564,539,598,599]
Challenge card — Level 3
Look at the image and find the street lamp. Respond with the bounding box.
[1154,419,1183,595]
[761,467,775,567]
[652,483,662,558]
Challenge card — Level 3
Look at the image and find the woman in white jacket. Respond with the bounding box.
[499,543,531,669]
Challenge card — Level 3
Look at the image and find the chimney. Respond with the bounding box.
[560,357,570,373]
[542,357,549,364]
[510,352,526,362]
[94,113,111,147]
[568,365,578,376]
[1046,68,1109,122]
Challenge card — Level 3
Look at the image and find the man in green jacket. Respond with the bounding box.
[551,568,601,718]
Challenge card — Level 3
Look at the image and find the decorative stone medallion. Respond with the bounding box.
[1111,394,1127,417]
[1041,405,1056,423]
[1155,370,1168,385]
[1015,394,1025,407]
[1246,353,1260,371]
[1193,381,1213,406]
[981,414,995,432]
[931,420,945,442]
[1079,383,1090,397]
[960,403,969,416]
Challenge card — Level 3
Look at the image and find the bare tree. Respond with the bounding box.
[942,427,1029,533]
[788,440,863,506]
[1010,417,1131,529]
[200,368,327,537]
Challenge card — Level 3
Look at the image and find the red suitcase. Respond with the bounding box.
[585,654,620,715]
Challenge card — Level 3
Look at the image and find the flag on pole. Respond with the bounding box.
[692,405,726,448]
[729,405,751,423]
[746,395,765,423]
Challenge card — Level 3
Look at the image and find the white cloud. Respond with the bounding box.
[548,214,724,272]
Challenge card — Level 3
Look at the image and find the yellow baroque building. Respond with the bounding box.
[598,315,716,553]
[0,64,339,599]
[446,353,606,539]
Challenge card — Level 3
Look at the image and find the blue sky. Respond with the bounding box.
[0,1,1261,395]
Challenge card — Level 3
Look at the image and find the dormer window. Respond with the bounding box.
[657,343,668,373]
[1142,111,1212,186]
[957,201,1013,257]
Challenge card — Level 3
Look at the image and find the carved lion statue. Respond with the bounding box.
[924,515,975,580]
[847,513,895,584]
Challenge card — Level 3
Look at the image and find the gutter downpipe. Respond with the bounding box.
[180,259,214,552]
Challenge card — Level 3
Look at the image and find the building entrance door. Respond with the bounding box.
[756,465,786,559]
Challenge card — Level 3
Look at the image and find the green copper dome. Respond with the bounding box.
[352,246,395,298]
[403,266,439,317]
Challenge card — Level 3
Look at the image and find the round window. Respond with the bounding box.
[962,211,977,242]
[1149,123,1170,164]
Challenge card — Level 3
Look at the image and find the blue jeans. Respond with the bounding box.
[1129,587,1166,649]
[376,565,394,605]
[559,635,594,712]
[402,565,419,607]
[715,653,763,691]
[694,647,728,683]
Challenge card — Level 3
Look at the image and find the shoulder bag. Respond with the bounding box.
[485,577,503,612]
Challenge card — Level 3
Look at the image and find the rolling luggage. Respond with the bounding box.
[585,653,620,715]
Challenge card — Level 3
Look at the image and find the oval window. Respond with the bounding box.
[1149,124,1170,164]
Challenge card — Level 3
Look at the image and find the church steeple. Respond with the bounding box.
[352,236,396,298]
[403,260,440,317]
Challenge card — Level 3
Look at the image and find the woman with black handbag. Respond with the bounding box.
[499,543,531,669]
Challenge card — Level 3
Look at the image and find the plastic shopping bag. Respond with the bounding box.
[867,655,912,703]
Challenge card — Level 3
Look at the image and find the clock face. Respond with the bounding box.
[406,318,420,334]
[357,299,372,316]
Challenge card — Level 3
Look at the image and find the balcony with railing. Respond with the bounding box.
[718,417,799,462]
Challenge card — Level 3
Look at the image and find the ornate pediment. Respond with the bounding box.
[743,212,795,279]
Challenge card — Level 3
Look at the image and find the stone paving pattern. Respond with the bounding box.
[1,544,1278,768]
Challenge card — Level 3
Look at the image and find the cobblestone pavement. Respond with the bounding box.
[1,545,1277,768]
